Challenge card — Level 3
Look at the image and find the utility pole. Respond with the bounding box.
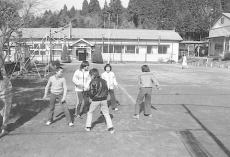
[49,28,52,62]
[116,14,119,29]
[108,13,111,28]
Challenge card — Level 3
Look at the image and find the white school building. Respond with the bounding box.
[9,28,183,63]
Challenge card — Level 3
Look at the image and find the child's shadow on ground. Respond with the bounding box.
[6,99,49,133]
[91,114,114,129]
[52,107,76,124]
[52,112,66,124]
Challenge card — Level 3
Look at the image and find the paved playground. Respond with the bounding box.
[0,62,230,157]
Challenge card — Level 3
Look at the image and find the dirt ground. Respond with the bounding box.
[0,62,230,157]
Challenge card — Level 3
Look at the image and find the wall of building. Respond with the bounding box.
[8,38,180,63]
[102,42,179,62]
[213,16,230,29]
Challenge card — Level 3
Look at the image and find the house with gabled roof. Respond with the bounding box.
[9,28,182,63]
[208,13,230,58]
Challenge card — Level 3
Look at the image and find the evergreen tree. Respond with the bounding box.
[109,0,124,28]
[59,5,70,27]
[88,0,101,15]
[69,6,76,18]
[82,0,89,15]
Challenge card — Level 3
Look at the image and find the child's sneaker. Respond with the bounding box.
[112,108,118,111]
[133,114,140,119]
[45,121,52,126]
[144,114,152,117]
[68,122,74,127]
[85,127,91,132]
[108,127,115,134]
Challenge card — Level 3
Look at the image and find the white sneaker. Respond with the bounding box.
[68,122,74,127]
[133,114,140,119]
[113,108,118,111]
[108,127,115,134]
[45,121,52,125]
[85,127,91,132]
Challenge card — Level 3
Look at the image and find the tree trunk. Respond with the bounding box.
[0,36,7,77]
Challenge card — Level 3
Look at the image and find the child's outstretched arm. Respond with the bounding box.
[152,75,161,90]
[62,79,67,102]
[113,73,118,88]
[43,78,51,99]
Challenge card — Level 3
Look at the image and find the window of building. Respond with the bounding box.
[225,38,230,52]
[147,45,152,54]
[215,43,223,53]
[114,45,122,53]
[40,51,46,55]
[158,45,169,54]
[34,50,39,55]
[136,47,139,54]
[221,17,224,24]
[102,44,113,53]
[126,45,135,53]
[53,44,62,49]
[40,43,46,49]
[52,50,62,55]
[33,44,39,49]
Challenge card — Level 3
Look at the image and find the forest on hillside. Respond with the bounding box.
[25,0,230,40]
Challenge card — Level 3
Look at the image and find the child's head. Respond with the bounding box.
[55,66,64,77]
[80,60,89,71]
[104,64,112,72]
[141,65,150,72]
[89,68,100,79]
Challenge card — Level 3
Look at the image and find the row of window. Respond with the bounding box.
[101,45,169,54]
[29,44,170,55]
[30,43,65,50]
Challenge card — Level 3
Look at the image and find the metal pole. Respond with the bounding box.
[49,28,52,62]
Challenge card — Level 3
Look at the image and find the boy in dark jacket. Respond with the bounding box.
[85,68,115,134]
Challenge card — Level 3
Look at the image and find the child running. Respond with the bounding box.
[133,65,160,119]
[85,68,115,134]
[43,66,73,127]
[101,64,119,111]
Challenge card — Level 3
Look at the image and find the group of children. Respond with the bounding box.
[42,60,160,134]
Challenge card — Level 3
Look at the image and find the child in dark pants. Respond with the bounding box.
[133,65,161,119]
[85,68,115,134]
[43,67,73,126]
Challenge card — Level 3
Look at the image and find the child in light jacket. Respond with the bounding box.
[133,65,161,119]
[101,64,119,111]
[72,61,91,118]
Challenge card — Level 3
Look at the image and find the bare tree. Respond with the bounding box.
[0,0,47,75]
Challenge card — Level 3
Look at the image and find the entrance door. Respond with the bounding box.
[78,49,87,61]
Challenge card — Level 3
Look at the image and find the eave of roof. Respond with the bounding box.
[17,28,183,41]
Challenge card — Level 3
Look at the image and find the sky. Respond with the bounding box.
[38,0,129,13]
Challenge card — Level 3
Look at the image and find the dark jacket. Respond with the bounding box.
[89,77,108,101]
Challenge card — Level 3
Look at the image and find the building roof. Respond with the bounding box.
[209,26,230,38]
[222,13,230,19]
[18,28,183,41]
[180,41,207,44]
